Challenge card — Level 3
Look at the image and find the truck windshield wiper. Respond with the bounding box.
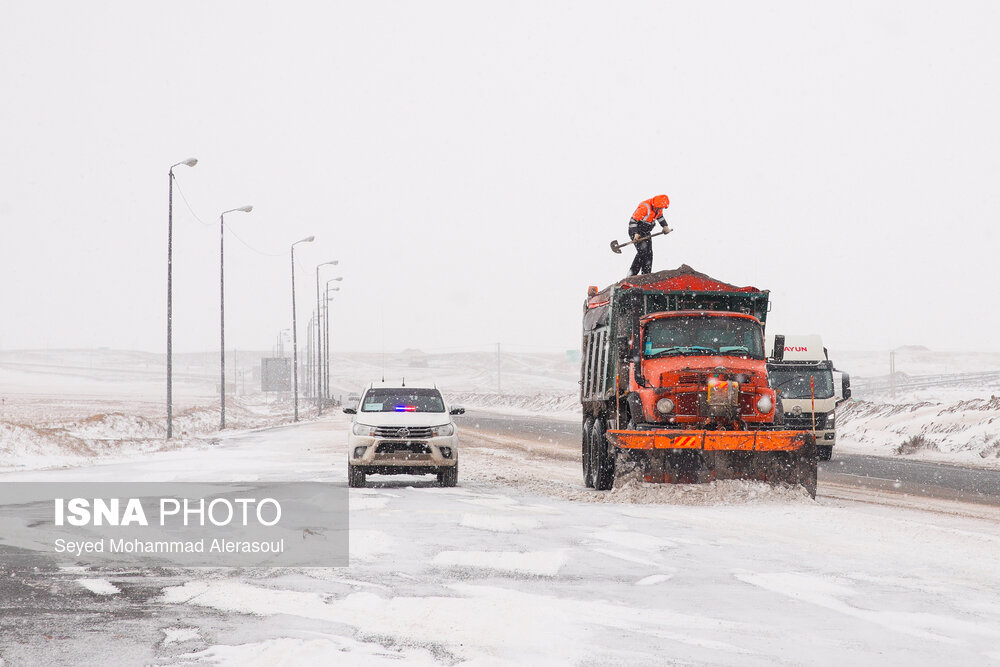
[646,345,717,358]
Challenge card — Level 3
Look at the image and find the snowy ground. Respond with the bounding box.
[1,349,1000,663]
[2,414,999,665]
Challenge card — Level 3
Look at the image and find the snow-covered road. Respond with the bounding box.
[2,414,1000,665]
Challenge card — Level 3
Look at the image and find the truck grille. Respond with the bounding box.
[783,413,827,429]
[373,426,434,439]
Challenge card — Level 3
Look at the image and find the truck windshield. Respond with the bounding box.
[362,388,445,413]
[769,369,834,399]
[643,316,764,359]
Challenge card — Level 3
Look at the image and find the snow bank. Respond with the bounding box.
[838,396,1000,468]
[0,399,304,471]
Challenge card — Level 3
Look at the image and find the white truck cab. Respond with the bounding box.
[767,334,851,461]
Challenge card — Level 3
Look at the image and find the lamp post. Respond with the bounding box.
[290,236,315,422]
[166,157,197,440]
[324,278,342,402]
[219,204,253,429]
[315,260,339,412]
[274,328,290,357]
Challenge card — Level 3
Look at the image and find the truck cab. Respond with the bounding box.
[628,311,778,429]
[766,334,851,461]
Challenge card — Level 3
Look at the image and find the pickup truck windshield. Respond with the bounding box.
[643,316,764,359]
[362,388,445,413]
[769,369,835,399]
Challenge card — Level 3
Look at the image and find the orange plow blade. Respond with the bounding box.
[606,429,812,452]
[605,429,818,497]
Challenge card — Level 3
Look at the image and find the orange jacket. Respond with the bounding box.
[631,194,670,223]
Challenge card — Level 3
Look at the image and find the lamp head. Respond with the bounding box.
[182,158,198,167]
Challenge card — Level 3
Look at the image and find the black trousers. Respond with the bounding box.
[629,240,653,276]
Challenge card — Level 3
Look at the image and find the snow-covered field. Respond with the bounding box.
[3,346,999,471]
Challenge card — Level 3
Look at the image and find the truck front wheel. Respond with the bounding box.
[582,417,594,487]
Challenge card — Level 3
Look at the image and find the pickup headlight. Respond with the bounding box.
[352,423,376,436]
[826,413,835,428]
[431,423,455,437]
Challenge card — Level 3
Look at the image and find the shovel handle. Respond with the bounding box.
[610,226,672,254]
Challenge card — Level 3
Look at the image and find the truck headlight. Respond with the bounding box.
[756,396,773,414]
[352,423,376,436]
[431,423,455,437]
[656,398,675,414]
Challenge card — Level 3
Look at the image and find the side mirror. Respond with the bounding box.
[342,407,357,414]
[841,373,851,402]
[772,334,785,362]
[632,354,647,387]
[449,406,465,415]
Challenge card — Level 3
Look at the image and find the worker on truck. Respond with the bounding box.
[628,194,670,276]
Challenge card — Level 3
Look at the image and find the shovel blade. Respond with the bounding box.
[610,240,623,254]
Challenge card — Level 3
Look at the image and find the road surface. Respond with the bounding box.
[463,409,1000,507]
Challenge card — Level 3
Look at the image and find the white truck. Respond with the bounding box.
[766,334,851,461]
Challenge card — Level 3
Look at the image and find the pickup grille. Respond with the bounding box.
[373,426,434,439]
[376,442,431,455]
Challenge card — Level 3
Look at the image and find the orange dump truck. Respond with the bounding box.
[581,265,817,496]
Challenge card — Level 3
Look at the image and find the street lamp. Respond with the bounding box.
[290,235,315,422]
[219,204,253,429]
[324,279,342,401]
[166,157,197,440]
[315,260,339,413]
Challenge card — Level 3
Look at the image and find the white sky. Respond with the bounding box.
[2,2,998,355]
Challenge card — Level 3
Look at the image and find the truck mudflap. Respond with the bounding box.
[606,429,811,452]
[605,429,818,497]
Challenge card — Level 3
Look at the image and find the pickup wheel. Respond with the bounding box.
[589,418,615,491]
[818,445,833,461]
[583,418,594,488]
[438,464,458,488]
[348,464,366,488]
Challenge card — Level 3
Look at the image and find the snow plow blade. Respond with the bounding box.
[606,429,818,497]
[606,429,811,452]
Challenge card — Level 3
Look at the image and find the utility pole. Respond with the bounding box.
[290,236,313,422]
[497,342,502,395]
[166,157,197,439]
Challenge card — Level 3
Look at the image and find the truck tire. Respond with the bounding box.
[583,417,594,488]
[589,418,615,491]
[818,445,833,461]
[439,464,458,488]
[348,464,366,488]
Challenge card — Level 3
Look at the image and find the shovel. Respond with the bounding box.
[610,226,672,254]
